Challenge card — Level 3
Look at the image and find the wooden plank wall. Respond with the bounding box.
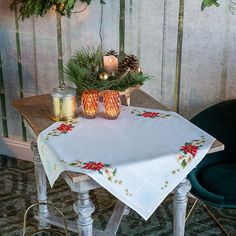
[0,0,235,143]
[180,0,236,117]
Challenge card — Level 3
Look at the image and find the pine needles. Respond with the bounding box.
[10,0,105,20]
[64,46,151,95]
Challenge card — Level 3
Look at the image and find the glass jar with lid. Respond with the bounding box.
[51,85,78,121]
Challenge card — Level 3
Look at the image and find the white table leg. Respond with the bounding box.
[74,191,95,236]
[173,178,191,236]
[31,141,49,229]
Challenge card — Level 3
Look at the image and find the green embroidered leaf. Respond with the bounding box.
[69,163,76,166]
[181,160,187,168]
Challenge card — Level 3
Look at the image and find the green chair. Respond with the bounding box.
[187,100,236,236]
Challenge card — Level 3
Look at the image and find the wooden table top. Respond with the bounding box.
[13,90,224,182]
[13,90,168,136]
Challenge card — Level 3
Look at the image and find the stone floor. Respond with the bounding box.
[0,155,235,236]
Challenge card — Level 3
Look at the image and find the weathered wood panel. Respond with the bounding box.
[225,3,236,101]
[126,0,164,100]
[180,0,236,118]
[69,1,101,53]
[0,1,22,141]
[161,0,179,110]
[33,12,59,94]
[0,49,8,137]
[102,1,120,51]
[19,18,38,97]
[124,0,178,110]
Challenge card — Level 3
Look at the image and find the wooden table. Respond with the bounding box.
[13,90,224,236]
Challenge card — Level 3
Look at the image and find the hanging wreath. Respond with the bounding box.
[10,0,105,20]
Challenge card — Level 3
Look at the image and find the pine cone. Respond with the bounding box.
[106,49,118,58]
[119,54,140,73]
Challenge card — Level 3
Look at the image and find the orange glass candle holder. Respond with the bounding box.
[82,90,99,119]
[103,90,121,119]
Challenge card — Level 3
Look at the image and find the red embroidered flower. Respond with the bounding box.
[181,144,198,157]
[141,112,159,118]
[57,123,73,133]
[83,162,105,171]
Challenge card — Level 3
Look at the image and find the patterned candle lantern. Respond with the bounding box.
[103,90,121,119]
[51,85,78,121]
[82,90,99,119]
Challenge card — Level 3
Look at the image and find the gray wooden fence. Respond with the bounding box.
[0,0,236,142]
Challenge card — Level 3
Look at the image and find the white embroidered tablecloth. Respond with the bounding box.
[37,105,215,220]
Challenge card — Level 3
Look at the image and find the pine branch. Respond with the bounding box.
[10,0,106,20]
[64,47,151,95]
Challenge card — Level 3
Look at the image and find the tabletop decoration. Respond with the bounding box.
[38,105,215,220]
[82,90,99,119]
[103,90,121,119]
[51,84,78,121]
[64,46,151,105]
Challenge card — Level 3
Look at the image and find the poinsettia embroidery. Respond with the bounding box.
[45,120,77,140]
[131,109,173,119]
[141,111,159,118]
[62,160,132,196]
[68,160,117,182]
[176,136,205,168]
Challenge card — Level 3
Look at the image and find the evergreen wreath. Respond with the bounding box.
[64,46,151,95]
[10,0,105,20]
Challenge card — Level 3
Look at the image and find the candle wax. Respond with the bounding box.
[103,55,118,73]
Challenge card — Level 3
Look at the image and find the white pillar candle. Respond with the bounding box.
[62,96,77,119]
[103,55,118,73]
[52,97,62,117]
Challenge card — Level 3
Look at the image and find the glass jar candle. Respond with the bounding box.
[51,85,78,121]
[82,90,99,119]
[103,90,121,119]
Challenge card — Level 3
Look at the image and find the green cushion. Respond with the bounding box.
[199,163,236,206]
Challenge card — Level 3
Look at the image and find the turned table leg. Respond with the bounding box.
[31,141,49,229]
[173,178,191,236]
[74,191,95,236]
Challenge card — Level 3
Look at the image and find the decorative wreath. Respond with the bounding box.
[64,46,151,95]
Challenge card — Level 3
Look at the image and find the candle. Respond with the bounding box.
[103,90,121,120]
[103,55,118,73]
[51,86,78,121]
[82,90,99,119]
[52,96,61,118]
[62,96,77,119]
